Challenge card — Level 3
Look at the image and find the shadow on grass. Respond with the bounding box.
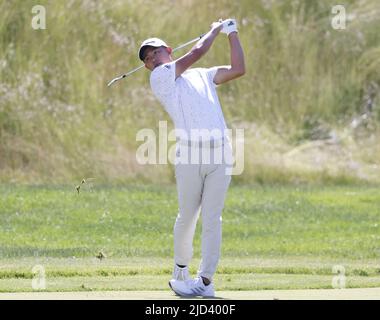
[0,246,91,258]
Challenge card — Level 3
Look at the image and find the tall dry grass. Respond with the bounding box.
[0,0,379,184]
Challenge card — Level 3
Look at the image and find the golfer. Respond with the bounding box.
[138,18,245,297]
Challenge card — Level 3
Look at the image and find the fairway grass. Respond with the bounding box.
[0,257,379,293]
[2,273,380,293]
[0,184,379,292]
[3,288,380,300]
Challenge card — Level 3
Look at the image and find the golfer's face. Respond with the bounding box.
[144,47,169,71]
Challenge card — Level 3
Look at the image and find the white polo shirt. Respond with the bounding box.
[150,62,227,141]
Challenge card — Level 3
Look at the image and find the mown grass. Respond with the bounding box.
[1,259,379,279]
[1,256,380,292]
[0,0,380,184]
[1,184,380,259]
[0,184,379,291]
[2,273,380,293]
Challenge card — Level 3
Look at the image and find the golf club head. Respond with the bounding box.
[107,75,125,87]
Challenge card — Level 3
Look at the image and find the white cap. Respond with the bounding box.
[138,38,169,61]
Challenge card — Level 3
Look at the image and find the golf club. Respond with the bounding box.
[107,33,206,87]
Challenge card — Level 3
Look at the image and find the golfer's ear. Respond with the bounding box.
[167,47,172,54]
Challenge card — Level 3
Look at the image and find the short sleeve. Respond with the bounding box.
[150,62,176,97]
[205,66,219,88]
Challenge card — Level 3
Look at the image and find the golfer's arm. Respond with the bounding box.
[175,29,220,78]
[213,33,245,85]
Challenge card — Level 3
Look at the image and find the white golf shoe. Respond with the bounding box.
[169,277,215,297]
[172,265,191,281]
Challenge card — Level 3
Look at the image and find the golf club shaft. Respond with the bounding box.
[172,33,205,53]
[107,33,206,87]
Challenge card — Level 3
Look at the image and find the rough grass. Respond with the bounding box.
[0,0,380,184]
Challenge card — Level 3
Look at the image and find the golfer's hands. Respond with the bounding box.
[221,18,238,36]
[210,20,224,34]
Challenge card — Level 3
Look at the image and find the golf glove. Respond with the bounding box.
[221,19,238,36]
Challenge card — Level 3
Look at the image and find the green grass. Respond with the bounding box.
[1,257,380,292]
[1,184,380,259]
[0,184,379,292]
[2,273,380,293]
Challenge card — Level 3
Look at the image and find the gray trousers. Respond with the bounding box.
[173,140,232,280]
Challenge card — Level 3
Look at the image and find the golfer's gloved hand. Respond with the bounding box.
[221,18,238,36]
